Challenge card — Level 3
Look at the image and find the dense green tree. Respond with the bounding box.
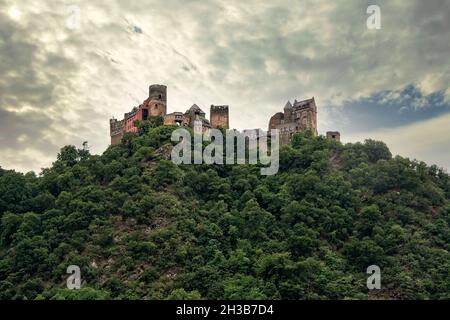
[0,124,448,300]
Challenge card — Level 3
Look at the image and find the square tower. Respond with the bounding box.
[327,131,341,142]
[210,105,229,129]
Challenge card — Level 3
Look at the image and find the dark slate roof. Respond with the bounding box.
[284,101,293,109]
[187,104,205,114]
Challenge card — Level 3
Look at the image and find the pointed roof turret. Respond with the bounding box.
[186,104,205,115]
[284,101,293,110]
[191,104,201,111]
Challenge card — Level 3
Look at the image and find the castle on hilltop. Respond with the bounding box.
[110,84,340,146]
[109,84,229,145]
[269,97,340,145]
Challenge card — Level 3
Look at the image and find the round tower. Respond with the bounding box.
[149,85,167,102]
[269,112,284,131]
[148,84,167,117]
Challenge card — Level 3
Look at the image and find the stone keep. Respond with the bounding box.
[269,97,318,145]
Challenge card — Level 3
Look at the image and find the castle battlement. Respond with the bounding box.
[211,105,229,111]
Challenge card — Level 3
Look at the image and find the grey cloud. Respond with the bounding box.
[0,0,449,172]
[0,108,58,153]
[0,15,54,109]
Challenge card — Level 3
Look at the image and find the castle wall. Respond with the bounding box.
[269,113,284,130]
[147,100,166,117]
[164,112,188,126]
[276,123,298,145]
[124,108,141,134]
[110,118,125,146]
[111,133,123,145]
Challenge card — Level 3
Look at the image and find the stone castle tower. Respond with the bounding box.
[147,84,167,117]
[210,105,230,129]
[269,97,318,145]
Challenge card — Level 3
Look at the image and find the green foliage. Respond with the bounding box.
[167,288,202,300]
[0,127,448,300]
[135,116,164,135]
[45,287,110,300]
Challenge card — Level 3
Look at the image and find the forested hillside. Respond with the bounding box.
[0,119,449,300]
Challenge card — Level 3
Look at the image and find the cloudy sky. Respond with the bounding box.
[0,0,449,173]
